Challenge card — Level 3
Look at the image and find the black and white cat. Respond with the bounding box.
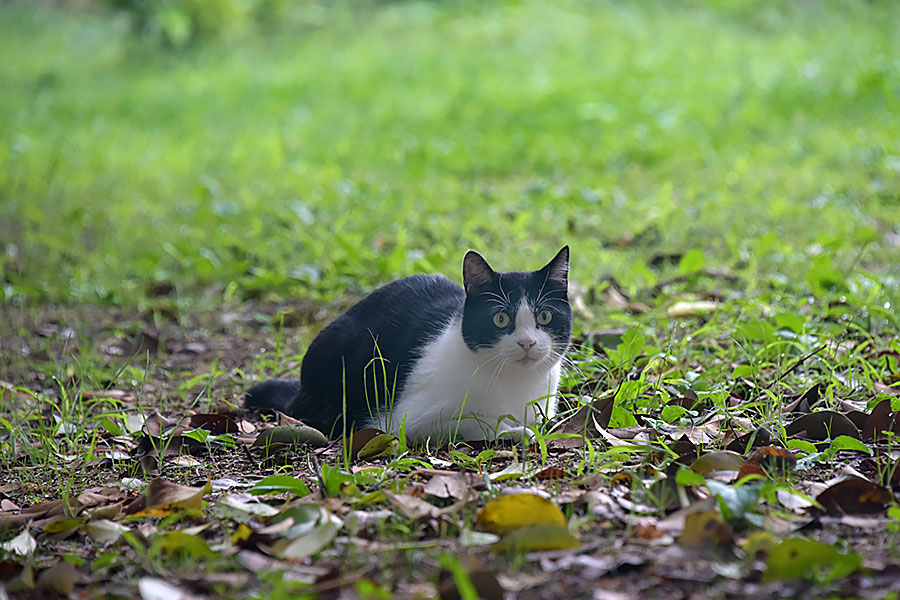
[245,247,571,442]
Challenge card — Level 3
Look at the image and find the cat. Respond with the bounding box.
[245,247,571,443]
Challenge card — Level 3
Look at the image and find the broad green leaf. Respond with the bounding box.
[252,424,328,448]
[828,435,872,456]
[608,404,639,428]
[787,439,819,455]
[43,518,84,534]
[320,464,355,497]
[774,312,805,334]
[148,531,216,560]
[675,467,706,487]
[706,479,763,523]
[678,249,705,274]
[764,538,861,582]
[661,405,688,423]
[357,433,399,459]
[248,475,312,497]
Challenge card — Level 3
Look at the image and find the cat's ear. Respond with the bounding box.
[463,250,497,291]
[542,246,569,287]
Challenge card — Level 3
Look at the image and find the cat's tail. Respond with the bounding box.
[244,379,301,415]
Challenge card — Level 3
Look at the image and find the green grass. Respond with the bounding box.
[1,0,898,308]
[2,1,900,598]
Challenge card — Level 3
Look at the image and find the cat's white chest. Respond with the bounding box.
[374,321,561,442]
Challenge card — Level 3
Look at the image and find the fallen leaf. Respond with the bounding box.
[84,520,129,545]
[272,509,341,560]
[746,446,797,474]
[491,524,579,553]
[348,428,385,458]
[862,399,900,441]
[690,451,745,475]
[763,537,862,582]
[785,411,860,441]
[678,510,732,555]
[385,491,440,520]
[535,467,570,480]
[423,473,469,500]
[357,432,398,460]
[149,531,216,561]
[219,493,282,518]
[0,529,36,556]
[35,561,76,595]
[184,413,240,435]
[126,478,211,516]
[247,475,311,497]
[815,476,893,515]
[559,395,615,435]
[139,577,199,600]
[252,424,328,448]
[43,517,84,534]
[476,493,566,535]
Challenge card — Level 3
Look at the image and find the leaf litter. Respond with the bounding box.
[2,297,900,598]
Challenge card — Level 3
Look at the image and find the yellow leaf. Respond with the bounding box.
[43,517,84,534]
[492,524,580,553]
[230,523,252,544]
[357,433,398,460]
[476,493,566,535]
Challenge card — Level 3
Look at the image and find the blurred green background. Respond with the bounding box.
[1,0,898,310]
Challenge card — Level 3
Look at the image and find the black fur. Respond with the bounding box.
[245,248,570,437]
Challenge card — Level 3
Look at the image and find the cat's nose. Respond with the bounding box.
[518,338,536,351]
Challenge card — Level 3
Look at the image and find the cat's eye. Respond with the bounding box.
[492,312,511,328]
[536,309,553,325]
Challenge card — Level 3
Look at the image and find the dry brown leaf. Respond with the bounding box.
[126,478,211,516]
[35,561,77,595]
[815,476,894,516]
[384,491,440,520]
[785,411,860,441]
[862,399,900,441]
[423,473,469,500]
[678,510,733,555]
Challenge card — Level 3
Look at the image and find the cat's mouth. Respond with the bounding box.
[516,354,540,365]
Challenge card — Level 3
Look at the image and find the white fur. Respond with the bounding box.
[368,299,562,442]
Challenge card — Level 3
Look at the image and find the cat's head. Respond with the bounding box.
[460,247,571,370]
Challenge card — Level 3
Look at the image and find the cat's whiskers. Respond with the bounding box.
[480,291,508,307]
[535,289,569,308]
[497,278,512,306]
[487,357,510,391]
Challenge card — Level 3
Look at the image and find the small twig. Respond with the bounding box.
[765,344,827,390]
[310,449,328,498]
